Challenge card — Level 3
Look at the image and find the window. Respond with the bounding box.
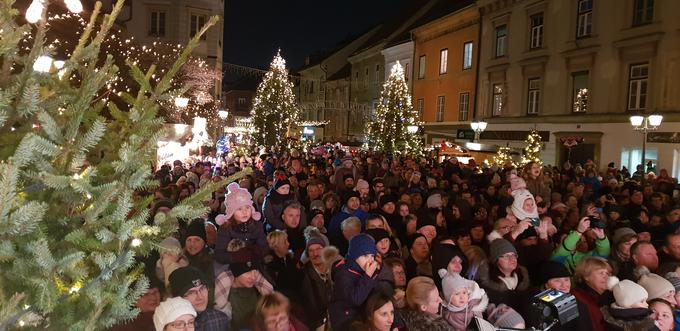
[439,49,448,74]
[633,0,654,26]
[436,96,445,122]
[492,84,504,116]
[628,63,649,111]
[365,68,369,88]
[527,78,541,114]
[458,93,470,121]
[190,14,207,40]
[530,14,544,49]
[417,98,424,120]
[405,63,410,82]
[375,64,380,82]
[149,11,166,37]
[354,71,359,88]
[238,97,246,106]
[577,0,593,38]
[463,42,473,70]
[418,55,426,79]
[495,25,507,57]
[572,71,589,112]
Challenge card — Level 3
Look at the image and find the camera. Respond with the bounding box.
[529,217,540,227]
[529,289,579,330]
[588,216,605,229]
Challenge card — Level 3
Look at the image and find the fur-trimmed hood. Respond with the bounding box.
[399,309,453,331]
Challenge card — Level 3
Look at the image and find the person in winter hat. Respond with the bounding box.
[262,175,299,231]
[153,297,197,331]
[430,242,469,291]
[156,236,189,293]
[328,233,379,331]
[168,266,230,331]
[426,193,443,209]
[638,266,678,306]
[509,174,539,222]
[602,276,658,331]
[215,183,268,266]
[485,303,525,329]
[440,269,489,330]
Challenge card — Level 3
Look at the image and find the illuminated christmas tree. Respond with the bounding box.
[251,50,301,148]
[521,130,543,165]
[0,1,241,329]
[493,146,516,168]
[366,61,422,155]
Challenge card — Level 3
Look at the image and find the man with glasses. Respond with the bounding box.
[169,266,230,331]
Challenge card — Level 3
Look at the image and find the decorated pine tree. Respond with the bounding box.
[493,146,516,168]
[250,50,301,148]
[366,61,422,156]
[0,1,240,329]
[521,130,543,165]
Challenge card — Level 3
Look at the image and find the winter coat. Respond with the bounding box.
[551,230,610,274]
[399,309,453,331]
[264,252,303,302]
[263,191,306,231]
[474,262,530,312]
[503,234,553,286]
[600,306,659,331]
[442,282,489,331]
[300,262,332,330]
[525,176,551,203]
[214,219,268,265]
[571,283,615,331]
[328,206,369,238]
[328,259,377,331]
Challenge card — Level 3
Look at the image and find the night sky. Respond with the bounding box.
[223,0,409,72]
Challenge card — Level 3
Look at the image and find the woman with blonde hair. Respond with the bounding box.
[571,256,615,331]
[399,276,451,331]
[253,292,308,331]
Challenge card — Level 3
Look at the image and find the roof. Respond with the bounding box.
[351,0,434,56]
[327,63,351,81]
[409,0,474,32]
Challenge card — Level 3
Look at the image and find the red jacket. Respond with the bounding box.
[572,284,614,331]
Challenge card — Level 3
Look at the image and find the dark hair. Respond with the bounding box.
[363,291,394,325]
[489,260,523,286]
[648,298,674,314]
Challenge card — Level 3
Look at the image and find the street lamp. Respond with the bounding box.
[630,114,663,172]
[407,125,419,134]
[218,109,229,119]
[470,120,488,142]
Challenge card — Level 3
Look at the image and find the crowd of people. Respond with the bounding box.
[112,148,680,331]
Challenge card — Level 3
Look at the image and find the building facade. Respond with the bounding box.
[475,0,680,174]
[112,0,224,99]
[411,3,480,143]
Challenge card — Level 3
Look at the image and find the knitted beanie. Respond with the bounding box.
[184,219,207,244]
[538,261,571,285]
[489,239,517,262]
[379,194,398,209]
[509,174,527,191]
[486,303,525,328]
[439,269,471,304]
[609,277,648,309]
[355,179,369,191]
[426,193,443,209]
[664,272,680,292]
[153,297,197,331]
[224,182,261,221]
[169,266,206,297]
[365,228,390,244]
[612,227,637,246]
[343,190,361,206]
[346,233,377,262]
[304,226,329,251]
[638,266,675,300]
[159,236,182,254]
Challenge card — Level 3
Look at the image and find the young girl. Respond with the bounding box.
[214,182,269,266]
[440,270,489,330]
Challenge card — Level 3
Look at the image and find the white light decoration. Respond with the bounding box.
[33,55,53,72]
[407,125,419,134]
[218,110,228,119]
[629,115,644,127]
[64,0,83,13]
[25,0,44,23]
[131,238,142,247]
[174,96,189,108]
[53,60,65,69]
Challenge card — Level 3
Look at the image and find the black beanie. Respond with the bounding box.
[515,226,538,242]
[379,194,398,209]
[169,266,206,297]
[343,190,361,206]
[405,233,427,251]
[538,261,571,285]
[184,219,207,244]
[365,228,390,243]
[274,178,291,190]
[431,243,469,278]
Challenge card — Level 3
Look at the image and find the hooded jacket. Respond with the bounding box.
[600,306,659,331]
[399,309,453,331]
[328,259,377,331]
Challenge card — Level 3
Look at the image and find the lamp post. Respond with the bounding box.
[630,114,663,172]
[470,120,488,142]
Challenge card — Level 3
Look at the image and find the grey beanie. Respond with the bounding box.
[489,239,517,261]
[664,272,680,292]
[486,303,525,328]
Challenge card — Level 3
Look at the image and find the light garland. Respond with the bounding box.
[520,130,543,165]
[493,146,516,168]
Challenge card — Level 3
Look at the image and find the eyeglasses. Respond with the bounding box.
[183,285,207,300]
[167,319,195,330]
[499,253,518,260]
